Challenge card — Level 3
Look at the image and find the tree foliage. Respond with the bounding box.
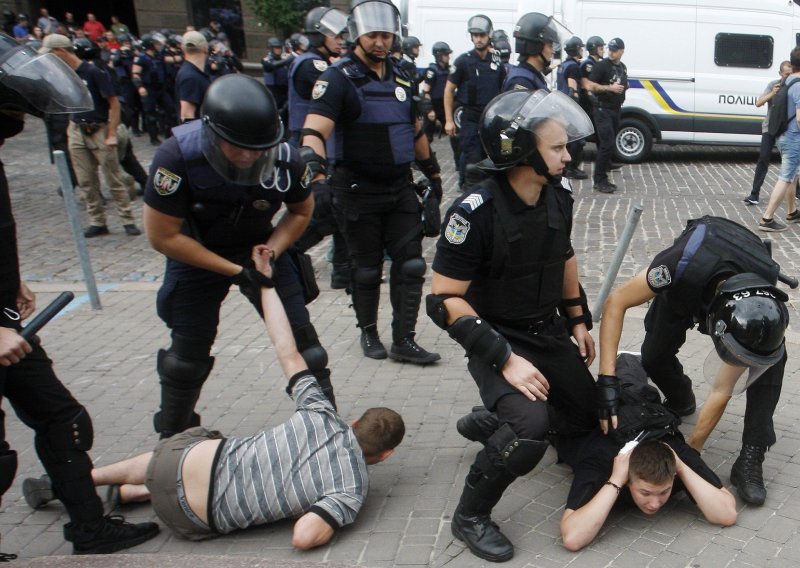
[246,0,326,37]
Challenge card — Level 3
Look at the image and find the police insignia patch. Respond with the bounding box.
[426,69,435,79]
[153,167,181,196]
[449,64,456,74]
[647,265,672,288]
[312,80,328,99]
[445,213,470,245]
[313,59,328,72]
[395,86,407,102]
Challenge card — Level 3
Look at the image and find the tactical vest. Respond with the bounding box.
[332,56,415,168]
[662,216,780,326]
[172,121,297,250]
[288,51,326,131]
[503,63,548,92]
[426,63,448,99]
[456,51,503,107]
[463,176,573,324]
[136,53,159,87]
[556,59,579,94]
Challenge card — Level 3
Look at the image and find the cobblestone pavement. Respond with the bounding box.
[2,120,800,567]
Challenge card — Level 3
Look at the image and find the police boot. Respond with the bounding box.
[352,266,386,359]
[64,514,160,555]
[388,258,440,365]
[457,406,500,445]
[730,445,767,505]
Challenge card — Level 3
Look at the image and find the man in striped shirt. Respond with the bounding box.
[23,245,404,549]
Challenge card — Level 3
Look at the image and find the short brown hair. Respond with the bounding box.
[791,47,800,72]
[352,407,405,458]
[628,441,676,485]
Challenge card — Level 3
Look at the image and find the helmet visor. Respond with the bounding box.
[201,123,278,186]
[702,348,776,396]
[349,2,400,38]
[513,90,594,143]
[319,9,348,38]
[0,47,92,114]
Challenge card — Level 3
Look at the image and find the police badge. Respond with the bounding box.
[153,167,182,196]
[313,59,328,72]
[312,80,328,99]
[647,265,672,288]
[445,213,470,245]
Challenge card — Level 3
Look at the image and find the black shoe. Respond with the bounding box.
[593,180,617,193]
[743,195,759,205]
[388,337,441,365]
[609,162,624,171]
[330,265,350,290]
[451,505,514,562]
[457,406,499,445]
[663,390,696,417]
[64,514,160,555]
[84,225,110,238]
[563,167,588,180]
[360,326,387,359]
[22,475,53,509]
[730,445,767,505]
[123,224,142,236]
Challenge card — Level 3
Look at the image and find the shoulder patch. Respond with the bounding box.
[449,64,456,74]
[647,265,672,289]
[425,68,435,80]
[445,212,471,245]
[456,188,493,214]
[394,75,411,88]
[311,80,328,99]
[153,167,181,196]
[313,59,328,72]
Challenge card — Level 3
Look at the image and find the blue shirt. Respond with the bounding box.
[784,78,800,136]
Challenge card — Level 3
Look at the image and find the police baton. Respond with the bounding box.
[778,272,798,290]
[19,292,75,341]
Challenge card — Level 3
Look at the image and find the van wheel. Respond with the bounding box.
[615,118,653,163]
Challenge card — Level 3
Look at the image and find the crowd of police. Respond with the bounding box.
[0,0,795,562]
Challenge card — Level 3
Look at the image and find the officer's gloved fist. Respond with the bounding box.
[232,266,275,316]
[311,179,333,217]
[596,374,621,424]
[428,177,443,202]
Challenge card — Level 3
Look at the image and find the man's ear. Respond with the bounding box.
[376,448,394,463]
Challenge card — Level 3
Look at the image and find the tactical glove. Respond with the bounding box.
[596,374,621,422]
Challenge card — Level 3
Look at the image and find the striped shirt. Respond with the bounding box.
[211,374,368,533]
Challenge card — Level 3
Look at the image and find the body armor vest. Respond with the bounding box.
[503,63,548,92]
[556,59,579,94]
[456,51,503,107]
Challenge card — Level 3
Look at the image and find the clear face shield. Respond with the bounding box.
[544,17,571,60]
[348,2,400,39]
[319,9,348,38]
[201,122,278,186]
[0,38,92,114]
[508,89,594,145]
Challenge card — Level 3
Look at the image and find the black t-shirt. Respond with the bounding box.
[292,53,330,100]
[306,55,365,126]
[0,114,24,325]
[557,429,723,511]
[564,58,581,84]
[72,61,114,123]
[175,60,211,112]
[589,57,628,108]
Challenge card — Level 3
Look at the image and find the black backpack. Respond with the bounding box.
[767,76,800,137]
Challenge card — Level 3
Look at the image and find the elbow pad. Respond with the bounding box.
[448,316,512,370]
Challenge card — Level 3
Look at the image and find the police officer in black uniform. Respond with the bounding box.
[598,216,791,506]
[579,35,604,136]
[445,14,506,189]
[492,36,512,68]
[262,37,291,114]
[427,90,597,562]
[143,74,334,439]
[133,34,173,145]
[589,37,627,193]
[503,12,560,92]
[0,33,159,555]
[300,0,442,364]
[288,6,350,290]
[398,35,421,88]
[420,41,459,163]
[557,36,588,179]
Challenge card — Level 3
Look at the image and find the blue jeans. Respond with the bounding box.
[776,133,800,182]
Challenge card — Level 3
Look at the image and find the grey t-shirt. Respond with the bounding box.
[761,78,781,133]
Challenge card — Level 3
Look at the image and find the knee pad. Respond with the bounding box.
[353,266,382,287]
[293,324,329,372]
[400,257,426,279]
[487,423,549,477]
[158,335,214,389]
[39,408,94,454]
[0,450,17,497]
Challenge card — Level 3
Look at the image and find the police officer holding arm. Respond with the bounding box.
[300,0,441,364]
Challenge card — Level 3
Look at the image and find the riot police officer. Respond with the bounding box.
[300,0,442,364]
[421,41,459,163]
[262,37,291,112]
[557,36,588,179]
[579,35,604,131]
[428,90,596,562]
[599,216,791,506]
[493,36,512,67]
[132,34,173,145]
[0,32,159,555]
[399,35,422,89]
[444,14,506,188]
[143,74,334,439]
[503,12,560,92]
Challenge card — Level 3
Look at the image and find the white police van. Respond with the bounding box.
[394,0,800,162]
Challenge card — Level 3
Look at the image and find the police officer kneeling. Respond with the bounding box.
[428,90,598,562]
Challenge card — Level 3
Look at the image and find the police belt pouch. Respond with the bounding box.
[291,249,320,305]
[421,189,441,237]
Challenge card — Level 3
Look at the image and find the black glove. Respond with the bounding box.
[596,374,621,422]
[311,179,333,218]
[429,177,443,202]
[231,266,275,316]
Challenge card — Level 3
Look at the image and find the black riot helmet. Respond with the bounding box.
[706,273,789,369]
[432,41,451,60]
[564,36,584,57]
[514,12,562,58]
[467,14,492,35]
[73,37,100,60]
[478,89,593,176]
[491,29,509,44]
[493,37,511,64]
[402,35,420,56]
[0,32,91,118]
[200,75,284,185]
[304,7,348,48]
[288,32,310,52]
[348,0,401,41]
[267,37,282,49]
[585,36,605,57]
[140,33,159,51]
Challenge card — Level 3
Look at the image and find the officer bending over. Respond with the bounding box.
[143,74,333,439]
[428,90,597,562]
[300,0,442,364]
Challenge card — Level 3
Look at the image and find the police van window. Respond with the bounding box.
[714,33,773,69]
[797,33,800,47]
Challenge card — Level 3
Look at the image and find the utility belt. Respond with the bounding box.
[331,166,412,195]
[72,120,108,136]
[498,313,564,336]
[594,103,621,112]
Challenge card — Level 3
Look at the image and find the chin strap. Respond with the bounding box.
[523,150,561,184]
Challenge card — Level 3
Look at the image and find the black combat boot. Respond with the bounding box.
[457,406,500,445]
[663,389,696,417]
[64,514,160,554]
[388,335,440,364]
[360,324,387,359]
[22,475,53,509]
[388,259,439,364]
[730,445,767,505]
